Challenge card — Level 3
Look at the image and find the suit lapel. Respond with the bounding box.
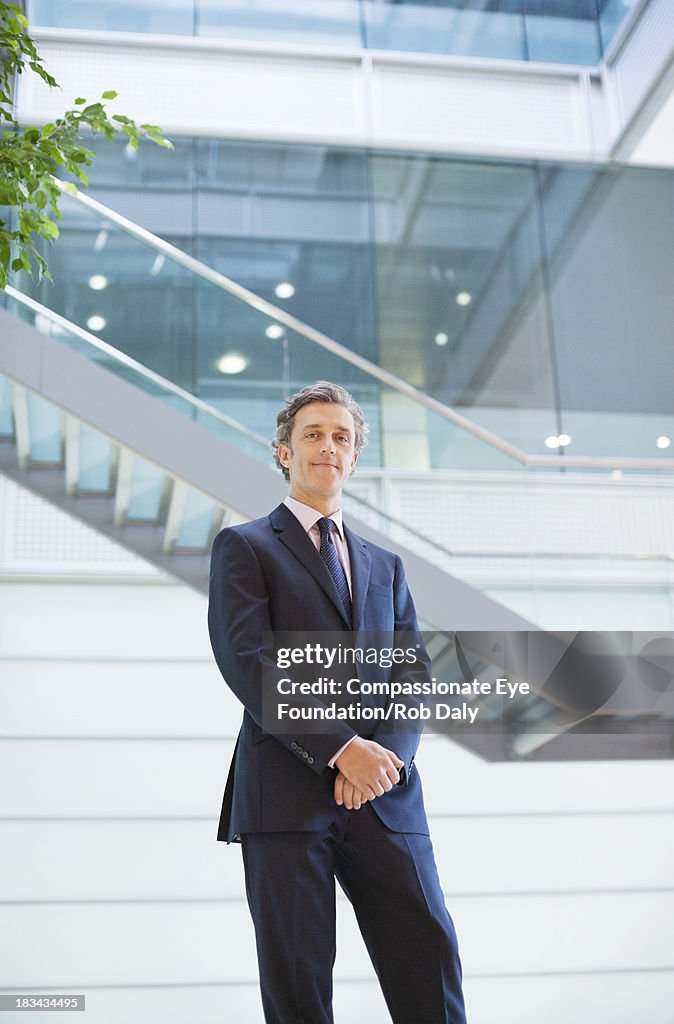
[269,503,352,627]
[345,524,371,631]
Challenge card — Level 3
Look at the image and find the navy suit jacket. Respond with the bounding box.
[208,502,431,842]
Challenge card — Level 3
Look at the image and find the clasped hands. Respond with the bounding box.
[334,736,404,810]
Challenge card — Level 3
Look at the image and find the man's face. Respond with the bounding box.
[278,402,359,508]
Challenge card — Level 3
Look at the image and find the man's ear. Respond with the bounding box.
[349,450,359,475]
[278,442,291,469]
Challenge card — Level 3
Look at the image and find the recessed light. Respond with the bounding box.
[265,324,285,340]
[124,141,138,161]
[434,332,449,347]
[88,274,108,291]
[611,470,623,480]
[557,433,571,446]
[86,315,106,332]
[275,282,295,299]
[93,229,108,252]
[216,352,248,375]
[150,254,165,277]
[656,435,671,449]
[544,435,560,449]
[456,291,472,307]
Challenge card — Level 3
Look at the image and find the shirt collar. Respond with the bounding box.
[284,495,345,540]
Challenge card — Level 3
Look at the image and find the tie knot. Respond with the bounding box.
[317,517,334,538]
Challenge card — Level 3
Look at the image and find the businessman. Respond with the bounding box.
[208,381,467,1023]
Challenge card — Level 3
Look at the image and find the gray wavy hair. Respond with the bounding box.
[272,381,369,481]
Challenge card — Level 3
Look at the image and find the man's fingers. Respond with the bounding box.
[335,738,405,796]
[343,780,365,810]
[334,772,345,806]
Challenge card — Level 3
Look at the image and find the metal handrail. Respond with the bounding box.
[49,179,674,472]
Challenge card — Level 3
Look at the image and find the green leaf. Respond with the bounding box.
[41,219,59,240]
[101,90,118,100]
[112,114,131,124]
[150,136,173,149]
[28,62,58,88]
[140,123,161,133]
[74,96,86,105]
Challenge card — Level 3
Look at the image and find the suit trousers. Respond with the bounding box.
[241,803,467,1024]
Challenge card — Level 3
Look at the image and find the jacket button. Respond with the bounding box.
[302,751,309,759]
[307,756,315,765]
[291,742,298,750]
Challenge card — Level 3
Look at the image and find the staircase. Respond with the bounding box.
[2,296,672,761]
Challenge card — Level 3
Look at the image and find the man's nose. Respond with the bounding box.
[321,437,336,453]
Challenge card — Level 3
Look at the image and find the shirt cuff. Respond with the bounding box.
[328,736,356,769]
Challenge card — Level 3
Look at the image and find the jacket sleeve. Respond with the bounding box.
[208,527,357,774]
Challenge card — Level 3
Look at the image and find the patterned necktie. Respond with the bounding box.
[317,517,352,623]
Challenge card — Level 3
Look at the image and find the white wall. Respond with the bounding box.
[1,479,673,1023]
[18,29,600,161]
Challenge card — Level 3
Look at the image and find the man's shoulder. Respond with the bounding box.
[211,502,293,552]
[227,515,273,538]
[213,512,274,548]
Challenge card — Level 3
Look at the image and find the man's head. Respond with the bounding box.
[272,382,369,508]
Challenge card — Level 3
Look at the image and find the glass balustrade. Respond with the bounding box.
[10,189,524,476]
[11,139,674,472]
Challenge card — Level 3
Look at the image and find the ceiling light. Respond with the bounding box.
[88,274,108,291]
[150,254,165,277]
[456,291,472,307]
[544,435,560,449]
[93,229,108,252]
[611,470,623,480]
[434,332,449,347]
[216,352,248,375]
[124,141,138,161]
[656,435,671,449]
[557,433,571,446]
[86,315,106,332]
[265,324,285,340]
[275,282,295,299]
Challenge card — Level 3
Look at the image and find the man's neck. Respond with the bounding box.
[287,489,341,517]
